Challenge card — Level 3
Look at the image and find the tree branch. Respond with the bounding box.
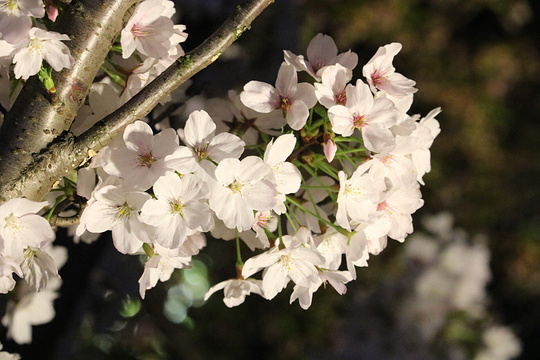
[0,0,142,202]
[0,0,275,203]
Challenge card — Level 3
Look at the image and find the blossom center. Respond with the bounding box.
[280,96,292,112]
[28,38,43,51]
[4,0,18,12]
[195,143,210,161]
[335,89,347,105]
[371,69,388,87]
[377,200,395,215]
[352,114,367,129]
[4,214,22,230]
[169,200,184,216]
[256,212,273,228]
[131,23,150,37]
[138,152,156,168]
[228,180,244,195]
[116,203,133,222]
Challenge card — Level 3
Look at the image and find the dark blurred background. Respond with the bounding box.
[2,0,540,359]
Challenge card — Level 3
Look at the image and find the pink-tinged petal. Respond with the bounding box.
[158,216,187,249]
[123,121,154,154]
[362,126,395,153]
[140,198,172,227]
[283,50,307,72]
[314,82,337,109]
[0,15,32,44]
[164,146,197,174]
[184,110,216,148]
[178,173,205,203]
[203,280,228,301]
[214,158,240,186]
[125,191,152,210]
[264,133,296,166]
[240,81,279,113]
[376,72,417,96]
[13,48,42,80]
[121,28,136,59]
[239,156,271,183]
[286,101,309,130]
[152,171,183,200]
[293,82,317,108]
[19,215,55,248]
[184,201,212,232]
[328,105,354,136]
[212,192,254,232]
[82,202,117,233]
[275,63,297,96]
[348,80,374,115]
[273,162,301,194]
[152,128,179,158]
[42,41,73,71]
[335,50,358,71]
[243,180,277,211]
[112,222,143,254]
[306,33,338,72]
[89,82,122,116]
[208,132,245,162]
[2,198,47,217]
[368,98,398,128]
[94,185,125,206]
[262,263,289,300]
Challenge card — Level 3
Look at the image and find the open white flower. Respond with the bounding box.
[81,184,153,254]
[121,0,187,59]
[284,33,358,81]
[0,0,44,44]
[328,79,398,153]
[0,198,54,263]
[209,156,277,232]
[204,278,264,308]
[140,172,213,249]
[12,27,73,80]
[240,63,317,130]
[263,134,301,214]
[102,121,183,190]
[363,42,417,97]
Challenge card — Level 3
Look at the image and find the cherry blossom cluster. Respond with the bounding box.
[0,8,441,346]
[71,33,440,309]
[0,0,72,81]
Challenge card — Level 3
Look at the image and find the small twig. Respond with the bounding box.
[49,201,87,227]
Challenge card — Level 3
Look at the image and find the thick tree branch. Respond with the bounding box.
[0,0,142,202]
[0,0,275,203]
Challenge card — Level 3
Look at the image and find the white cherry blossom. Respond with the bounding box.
[263,134,301,213]
[140,172,213,249]
[0,0,44,44]
[81,184,153,254]
[0,198,54,263]
[121,0,187,59]
[363,42,417,97]
[12,27,73,80]
[284,33,358,81]
[328,80,398,153]
[240,63,317,130]
[204,278,263,308]
[102,120,182,190]
[209,156,277,232]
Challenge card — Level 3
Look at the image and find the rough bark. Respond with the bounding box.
[0,0,275,204]
[0,0,142,203]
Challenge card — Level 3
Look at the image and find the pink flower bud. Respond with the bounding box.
[323,138,337,162]
[46,1,59,22]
